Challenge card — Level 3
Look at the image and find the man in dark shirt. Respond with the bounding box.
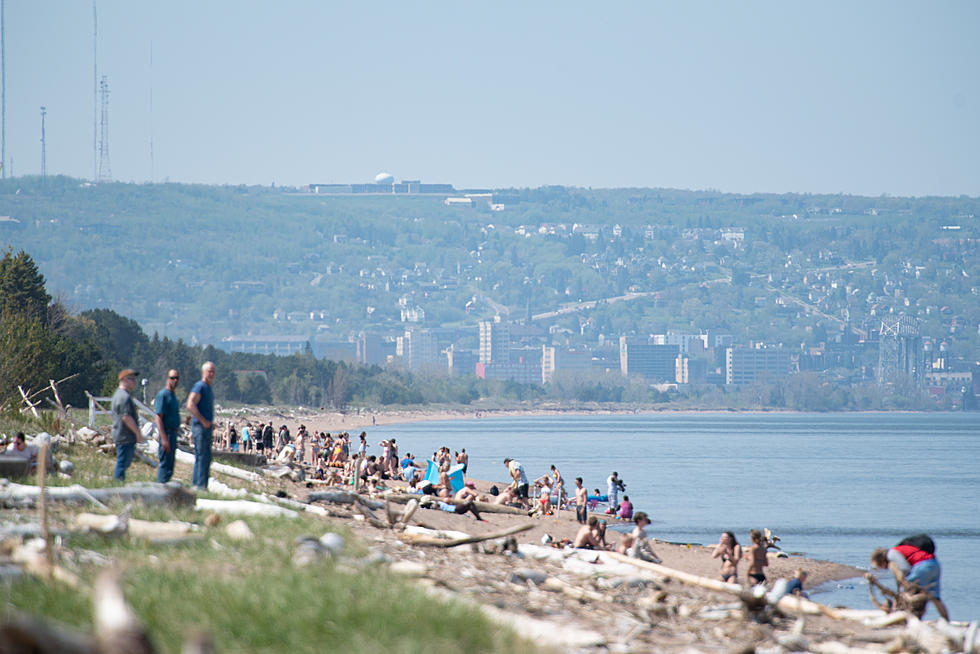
[111,369,142,481]
[186,361,215,490]
[154,369,182,483]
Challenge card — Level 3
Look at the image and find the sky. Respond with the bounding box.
[2,1,979,196]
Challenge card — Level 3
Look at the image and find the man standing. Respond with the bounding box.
[112,369,142,481]
[606,471,625,514]
[154,369,181,483]
[186,361,215,491]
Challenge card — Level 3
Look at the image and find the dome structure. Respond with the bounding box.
[374,172,395,184]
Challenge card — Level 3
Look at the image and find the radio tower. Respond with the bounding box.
[40,106,46,178]
[97,75,111,183]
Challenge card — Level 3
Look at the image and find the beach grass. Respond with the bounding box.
[3,433,540,653]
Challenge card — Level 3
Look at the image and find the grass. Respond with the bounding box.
[2,412,541,654]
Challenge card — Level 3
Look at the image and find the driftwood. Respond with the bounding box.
[0,481,193,509]
[308,490,384,510]
[399,522,534,548]
[384,492,528,516]
[194,498,299,518]
[74,512,202,542]
[605,551,848,620]
[172,447,260,482]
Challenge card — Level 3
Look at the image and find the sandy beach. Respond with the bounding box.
[237,405,864,590]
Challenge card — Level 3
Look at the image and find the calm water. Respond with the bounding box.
[370,412,980,621]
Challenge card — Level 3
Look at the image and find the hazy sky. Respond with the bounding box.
[3,1,978,195]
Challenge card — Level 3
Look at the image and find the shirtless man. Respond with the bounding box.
[573,516,601,549]
[574,477,588,524]
[744,529,770,586]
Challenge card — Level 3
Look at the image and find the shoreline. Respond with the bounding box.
[232,405,867,595]
[235,404,955,437]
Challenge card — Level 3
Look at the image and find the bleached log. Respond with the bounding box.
[384,492,528,515]
[399,522,533,548]
[74,512,201,542]
[173,447,259,482]
[194,498,299,518]
[606,551,847,619]
[905,614,958,654]
[1,481,191,509]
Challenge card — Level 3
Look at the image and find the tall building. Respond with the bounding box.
[357,332,384,366]
[619,337,680,381]
[479,318,510,363]
[446,346,479,377]
[725,346,794,385]
[403,328,441,371]
[542,346,594,384]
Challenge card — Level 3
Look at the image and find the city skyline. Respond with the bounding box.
[2,1,978,196]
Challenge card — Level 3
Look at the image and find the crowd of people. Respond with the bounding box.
[103,365,950,618]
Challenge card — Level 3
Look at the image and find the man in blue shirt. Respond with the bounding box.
[186,361,216,490]
[154,369,182,483]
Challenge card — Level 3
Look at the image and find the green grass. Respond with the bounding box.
[2,420,540,654]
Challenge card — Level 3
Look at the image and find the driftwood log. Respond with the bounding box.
[384,492,529,516]
[1,481,193,509]
[307,490,384,510]
[398,522,534,548]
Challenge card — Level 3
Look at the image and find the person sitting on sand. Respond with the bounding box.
[594,519,612,550]
[618,495,633,521]
[574,516,601,549]
[454,481,482,504]
[744,529,769,586]
[628,512,661,563]
[712,531,742,583]
[493,485,520,506]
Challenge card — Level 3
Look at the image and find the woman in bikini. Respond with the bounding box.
[712,531,742,583]
[744,528,769,586]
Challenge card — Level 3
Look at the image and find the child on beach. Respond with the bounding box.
[744,528,770,586]
[628,512,661,563]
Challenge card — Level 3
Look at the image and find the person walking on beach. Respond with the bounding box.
[186,361,216,491]
[712,531,742,583]
[153,369,181,483]
[263,422,274,454]
[111,369,142,481]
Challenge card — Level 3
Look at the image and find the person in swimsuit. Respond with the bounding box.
[744,529,769,586]
[712,531,742,583]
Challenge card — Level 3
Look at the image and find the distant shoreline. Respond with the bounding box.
[231,404,954,438]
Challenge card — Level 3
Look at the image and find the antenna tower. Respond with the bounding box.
[40,106,46,178]
[1,0,6,178]
[97,75,111,182]
[93,1,98,181]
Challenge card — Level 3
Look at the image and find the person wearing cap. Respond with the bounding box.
[111,368,142,481]
[186,361,216,490]
[153,369,182,483]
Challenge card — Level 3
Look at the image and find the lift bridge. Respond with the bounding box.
[877,315,924,385]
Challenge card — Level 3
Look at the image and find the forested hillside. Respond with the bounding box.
[1,175,978,368]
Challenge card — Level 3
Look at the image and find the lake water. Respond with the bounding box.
[369,412,980,622]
